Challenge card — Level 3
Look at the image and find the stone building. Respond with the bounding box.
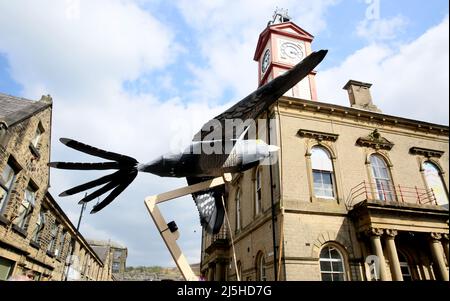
[87,239,128,281]
[200,15,449,281]
[0,93,111,281]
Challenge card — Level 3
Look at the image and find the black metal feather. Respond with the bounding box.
[60,138,137,163]
[90,170,138,214]
[48,162,121,170]
[78,178,122,204]
[59,170,122,197]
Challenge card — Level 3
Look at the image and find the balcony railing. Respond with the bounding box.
[345,181,438,210]
[212,227,228,243]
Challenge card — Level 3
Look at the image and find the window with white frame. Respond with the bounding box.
[398,252,412,281]
[319,245,346,281]
[257,253,267,281]
[15,186,36,230]
[311,146,335,198]
[56,230,67,257]
[370,154,395,201]
[423,161,448,207]
[235,189,241,231]
[31,210,46,242]
[0,162,17,213]
[31,124,43,149]
[255,167,262,214]
[47,222,59,253]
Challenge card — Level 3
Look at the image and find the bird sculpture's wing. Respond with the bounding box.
[188,50,328,234]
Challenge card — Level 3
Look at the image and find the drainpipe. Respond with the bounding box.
[266,110,278,281]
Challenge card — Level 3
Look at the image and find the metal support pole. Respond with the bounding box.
[144,174,232,281]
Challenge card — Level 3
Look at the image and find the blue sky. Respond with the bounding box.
[0,1,448,267]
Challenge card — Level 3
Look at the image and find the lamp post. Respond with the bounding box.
[64,195,87,281]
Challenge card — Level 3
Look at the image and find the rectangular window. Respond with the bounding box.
[0,257,15,281]
[56,230,67,257]
[15,186,36,230]
[31,127,42,148]
[313,171,334,198]
[47,222,59,253]
[31,210,46,243]
[0,163,17,213]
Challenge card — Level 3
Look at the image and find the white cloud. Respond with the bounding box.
[0,0,226,267]
[317,16,449,125]
[356,15,408,42]
[0,0,178,100]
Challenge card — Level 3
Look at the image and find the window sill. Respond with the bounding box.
[0,214,9,225]
[30,240,41,249]
[11,224,28,238]
[29,144,41,159]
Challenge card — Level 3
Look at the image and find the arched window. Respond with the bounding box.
[423,162,448,207]
[235,189,241,231]
[255,167,262,215]
[256,252,267,281]
[370,154,395,201]
[398,252,412,281]
[319,245,346,281]
[311,146,335,198]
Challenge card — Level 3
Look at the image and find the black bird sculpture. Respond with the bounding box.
[49,49,328,234]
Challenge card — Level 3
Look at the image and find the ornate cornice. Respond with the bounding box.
[356,129,394,150]
[297,129,339,142]
[277,96,449,137]
[409,147,444,158]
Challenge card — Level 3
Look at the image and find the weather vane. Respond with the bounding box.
[268,7,291,26]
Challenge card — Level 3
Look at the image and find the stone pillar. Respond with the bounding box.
[385,229,403,281]
[367,228,387,281]
[442,234,449,264]
[429,233,449,281]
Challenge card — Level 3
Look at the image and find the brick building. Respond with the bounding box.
[0,93,112,281]
[200,16,449,281]
[88,239,128,280]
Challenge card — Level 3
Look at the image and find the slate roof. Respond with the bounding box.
[0,92,51,128]
[91,245,110,262]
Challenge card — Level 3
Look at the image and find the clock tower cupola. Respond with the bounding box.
[254,9,318,100]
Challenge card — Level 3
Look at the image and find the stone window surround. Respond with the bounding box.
[304,140,344,204]
[319,243,348,281]
[0,156,22,215]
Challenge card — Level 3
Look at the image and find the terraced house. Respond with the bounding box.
[0,93,111,281]
[200,15,449,281]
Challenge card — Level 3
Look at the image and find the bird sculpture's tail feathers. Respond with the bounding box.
[48,138,138,213]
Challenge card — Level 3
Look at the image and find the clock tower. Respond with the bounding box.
[254,9,318,100]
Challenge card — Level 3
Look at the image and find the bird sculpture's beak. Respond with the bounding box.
[268,145,280,153]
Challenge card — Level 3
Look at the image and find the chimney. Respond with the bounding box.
[343,80,381,113]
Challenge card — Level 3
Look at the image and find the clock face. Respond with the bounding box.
[280,42,304,61]
[261,49,271,74]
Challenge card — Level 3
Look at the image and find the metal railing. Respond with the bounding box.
[212,226,228,242]
[345,181,438,209]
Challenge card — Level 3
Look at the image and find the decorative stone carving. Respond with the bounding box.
[297,129,339,142]
[409,147,444,158]
[365,227,384,237]
[443,234,449,241]
[430,232,443,241]
[385,229,398,238]
[356,129,394,150]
